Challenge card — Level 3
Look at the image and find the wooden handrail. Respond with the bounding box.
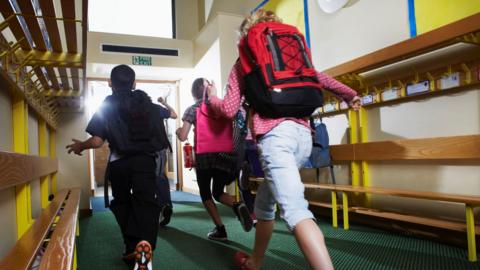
[304,183,480,205]
[0,151,58,190]
[39,188,81,270]
[0,190,69,270]
[252,178,480,205]
[330,134,480,162]
[323,13,480,77]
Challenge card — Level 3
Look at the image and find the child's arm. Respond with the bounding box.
[66,136,104,156]
[316,71,361,110]
[176,121,192,142]
[158,97,178,119]
[208,63,244,119]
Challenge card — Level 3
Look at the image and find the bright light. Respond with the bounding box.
[86,81,110,115]
[88,0,173,38]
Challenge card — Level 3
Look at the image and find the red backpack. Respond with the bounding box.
[239,22,324,118]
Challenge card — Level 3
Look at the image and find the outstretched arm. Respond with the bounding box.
[66,136,104,156]
[158,97,178,119]
[317,71,361,110]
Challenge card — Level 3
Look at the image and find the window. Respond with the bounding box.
[88,0,175,38]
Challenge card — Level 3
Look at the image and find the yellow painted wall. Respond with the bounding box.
[27,111,41,219]
[0,89,17,260]
[262,0,306,34]
[415,0,480,34]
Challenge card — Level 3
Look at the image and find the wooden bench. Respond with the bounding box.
[0,151,81,270]
[250,134,480,262]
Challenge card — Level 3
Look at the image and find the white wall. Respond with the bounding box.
[0,89,17,260]
[308,0,410,70]
[217,14,244,88]
[308,0,480,220]
[28,111,42,219]
[204,0,248,24]
[56,112,92,210]
[87,31,194,70]
[176,0,199,40]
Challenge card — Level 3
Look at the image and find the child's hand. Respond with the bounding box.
[349,96,361,111]
[66,139,84,155]
[206,81,217,97]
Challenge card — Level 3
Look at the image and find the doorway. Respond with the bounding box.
[86,79,181,197]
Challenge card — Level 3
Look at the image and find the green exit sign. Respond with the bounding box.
[132,56,152,66]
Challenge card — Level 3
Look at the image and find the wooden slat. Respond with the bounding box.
[330,144,355,162]
[350,207,480,235]
[38,0,63,52]
[305,183,480,205]
[0,0,31,50]
[253,177,480,205]
[355,135,480,161]
[16,0,47,51]
[45,66,60,89]
[0,151,58,190]
[34,66,50,89]
[0,190,69,270]
[58,67,70,90]
[0,1,51,90]
[40,188,81,270]
[323,13,480,77]
[60,0,77,53]
[309,200,343,210]
[70,67,80,91]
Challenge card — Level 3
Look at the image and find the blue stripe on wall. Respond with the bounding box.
[252,0,270,13]
[408,0,417,37]
[304,0,311,47]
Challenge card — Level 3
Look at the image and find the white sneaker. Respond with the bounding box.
[133,240,153,270]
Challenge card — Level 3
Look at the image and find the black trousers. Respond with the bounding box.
[196,168,234,202]
[109,154,161,251]
[155,149,172,207]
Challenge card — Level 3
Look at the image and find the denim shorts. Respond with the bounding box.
[255,120,314,231]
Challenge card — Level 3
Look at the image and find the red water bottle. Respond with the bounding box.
[183,143,194,168]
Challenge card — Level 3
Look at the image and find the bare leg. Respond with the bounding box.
[293,219,334,270]
[218,193,236,207]
[202,199,223,226]
[244,219,274,270]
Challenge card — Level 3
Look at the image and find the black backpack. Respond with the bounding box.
[101,90,171,155]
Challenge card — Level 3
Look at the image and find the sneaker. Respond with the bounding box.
[233,203,253,232]
[159,204,173,227]
[134,240,153,270]
[234,251,252,270]
[207,225,228,241]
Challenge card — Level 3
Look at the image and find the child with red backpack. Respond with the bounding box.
[208,10,361,270]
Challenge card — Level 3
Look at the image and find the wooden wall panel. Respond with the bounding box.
[330,144,355,162]
[330,135,480,162]
[0,151,58,190]
[355,135,480,161]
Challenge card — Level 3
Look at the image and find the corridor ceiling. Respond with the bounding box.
[0,0,87,128]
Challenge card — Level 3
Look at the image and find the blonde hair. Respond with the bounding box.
[239,9,282,37]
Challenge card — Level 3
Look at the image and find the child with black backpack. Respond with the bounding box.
[67,65,169,270]
[208,10,361,270]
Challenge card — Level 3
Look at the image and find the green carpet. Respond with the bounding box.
[78,202,479,269]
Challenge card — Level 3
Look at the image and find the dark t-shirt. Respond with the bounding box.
[86,96,170,157]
